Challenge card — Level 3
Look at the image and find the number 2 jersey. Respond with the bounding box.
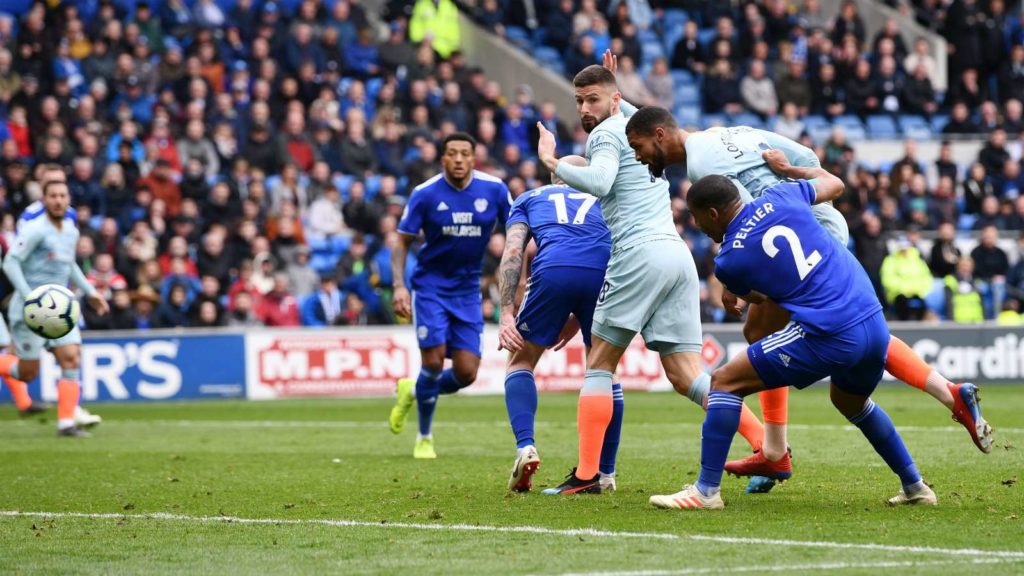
[506,184,611,273]
[713,180,880,336]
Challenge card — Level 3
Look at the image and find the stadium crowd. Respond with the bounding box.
[0,0,1023,332]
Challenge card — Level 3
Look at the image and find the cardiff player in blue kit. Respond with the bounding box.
[496,156,624,493]
[650,152,937,510]
[388,133,511,459]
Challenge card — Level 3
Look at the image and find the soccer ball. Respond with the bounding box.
[23,284,80,339]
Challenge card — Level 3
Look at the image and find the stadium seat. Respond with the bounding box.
[730,113,762,129]
[504,26,532,51]
[930,115,950,133]
[662,28,684,59]
[802,115,829,129]
[640,41,665,66]
[677,84,700,106]
[808,124,833,144]
[663,9,688,30]
[866,115,899,139]
[674,105,702,128]
[333,174,355,198]
[702,114,728,129]
[697,28,717,49]
[670,69,694,87]
[364,175,382,198]
[637,29,660,44]
[330,235,352,255]
[310,253,337,276]
[899,115,932,139]
[307,235,331,254]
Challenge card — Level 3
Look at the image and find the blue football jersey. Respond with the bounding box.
[714,180,881,335]
[506,185,612,274]
[399,170,511,295]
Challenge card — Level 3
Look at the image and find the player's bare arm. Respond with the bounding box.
[391,233,416,319]
[761,150,845,203]
[498,222,530,352]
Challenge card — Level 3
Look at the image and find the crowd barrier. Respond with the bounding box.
[3,324,1022,404]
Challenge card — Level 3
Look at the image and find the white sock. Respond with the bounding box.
[599,471,615,481]
[417,433,432,441]
[517,445,535,456]
[925,371,955,409]
[904,480,928,495]
[58,418,74,429]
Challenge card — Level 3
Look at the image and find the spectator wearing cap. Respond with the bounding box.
[379,21,416,75]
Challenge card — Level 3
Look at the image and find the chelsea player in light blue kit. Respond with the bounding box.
[0,180,109,437]
[496,156,624,493]
[649,155,937,510]
[388,133,511,459]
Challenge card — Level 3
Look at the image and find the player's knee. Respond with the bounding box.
[454,366,478,386]
[421,357,444,372]
[742,322,769,344]
[18,364,39,382]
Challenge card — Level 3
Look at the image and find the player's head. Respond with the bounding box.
[686,175,742,243]
[42,180,70,220]
[624,106,680,178]
[440,132,476,185]
[36,162,66,187]
[572,65,620,133]
[552,155,588,185]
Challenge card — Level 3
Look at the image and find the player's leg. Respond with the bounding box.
[389,290,446,441]
[410,344,445,458]
[505,342,545,492]
[649,348,770,510]
[742,301,791,462]
[830,314,935,506]
[52,327,100,429]
[885,336,991,453]
[438,292,484,394]
[0,318,40,415]
[640,243,764,452]
[51,344,91,437]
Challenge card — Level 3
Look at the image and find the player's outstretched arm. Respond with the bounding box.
[601,49,637,117]
[498,222,530,352]
[762,150,845,203]
[391,234,416,319]
[70,263,108,314]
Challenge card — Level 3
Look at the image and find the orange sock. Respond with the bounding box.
[0,353,18,378]
[4,377,32,411]
[57,379,79,426]
[736,402,765,452]
[758,387,789,425]
[577,394,613,480]
[885,336,929,390]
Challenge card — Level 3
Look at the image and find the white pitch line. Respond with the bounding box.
[2,511,1023,560]
[560,557,1021,576]
[2,419,1020,435]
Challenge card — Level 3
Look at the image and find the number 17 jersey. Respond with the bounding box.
[506,185,612,274]
[713,180,880,336]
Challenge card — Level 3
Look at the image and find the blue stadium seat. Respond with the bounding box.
[662,28,684,59]
[802,114,829,129]
[364,174,381,198]
[504,26,532,51]
[899,115,932,139]
[930,114,950,133]
[307,235,331,254]
[808,124,833,144]
[674,105,701,127]
[641,41,665,66]
[697,28,717,49]
[702,114,728,129]
[333,174,355,198]
[310,254,337,276]
[866,115,899,139]
[638,29,660,44]
[331,235,352,255]
[730,113,762,129]
[677,84,700,106]
[365,77,384,101]
[670,69,694,87]
[663,9,688,30]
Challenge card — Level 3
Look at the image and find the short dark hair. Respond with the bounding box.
[572,65,616,89]
[441,132,476,154]
[686,175,740,212]
[42,179,67,196]
[624,106,678,137]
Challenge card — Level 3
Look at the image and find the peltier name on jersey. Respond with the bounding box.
[443,212,482,237]
[731,203,774,249]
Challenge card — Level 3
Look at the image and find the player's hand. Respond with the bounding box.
[392,286,412,319]
[602,49,618,74]
[536,122,558,171]
[551,314,580,351]
[498,313,524,353]
[721,289,745,317]
[87,293,109,315]
[762,149,791,175]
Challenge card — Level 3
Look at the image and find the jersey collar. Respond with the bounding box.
[444,171,474,191]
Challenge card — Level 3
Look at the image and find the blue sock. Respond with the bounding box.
[416,368,442,436]
[599,383,624,474]
[504,370,537,449]
[696,391,744,496]
[849,400,921,489]
[438,369,469,395]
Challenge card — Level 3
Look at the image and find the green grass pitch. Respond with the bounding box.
[1,385,1022,575]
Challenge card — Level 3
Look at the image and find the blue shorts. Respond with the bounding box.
[516,266,605,347]
[412,290,483,357]
[747,311,890,396]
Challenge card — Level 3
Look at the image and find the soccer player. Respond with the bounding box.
[623,106,991,488]
[533,60,765,495]
[388,133,511,459]
[497,155,624,493]
[0,180,109,437]
[649,155,936,509]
